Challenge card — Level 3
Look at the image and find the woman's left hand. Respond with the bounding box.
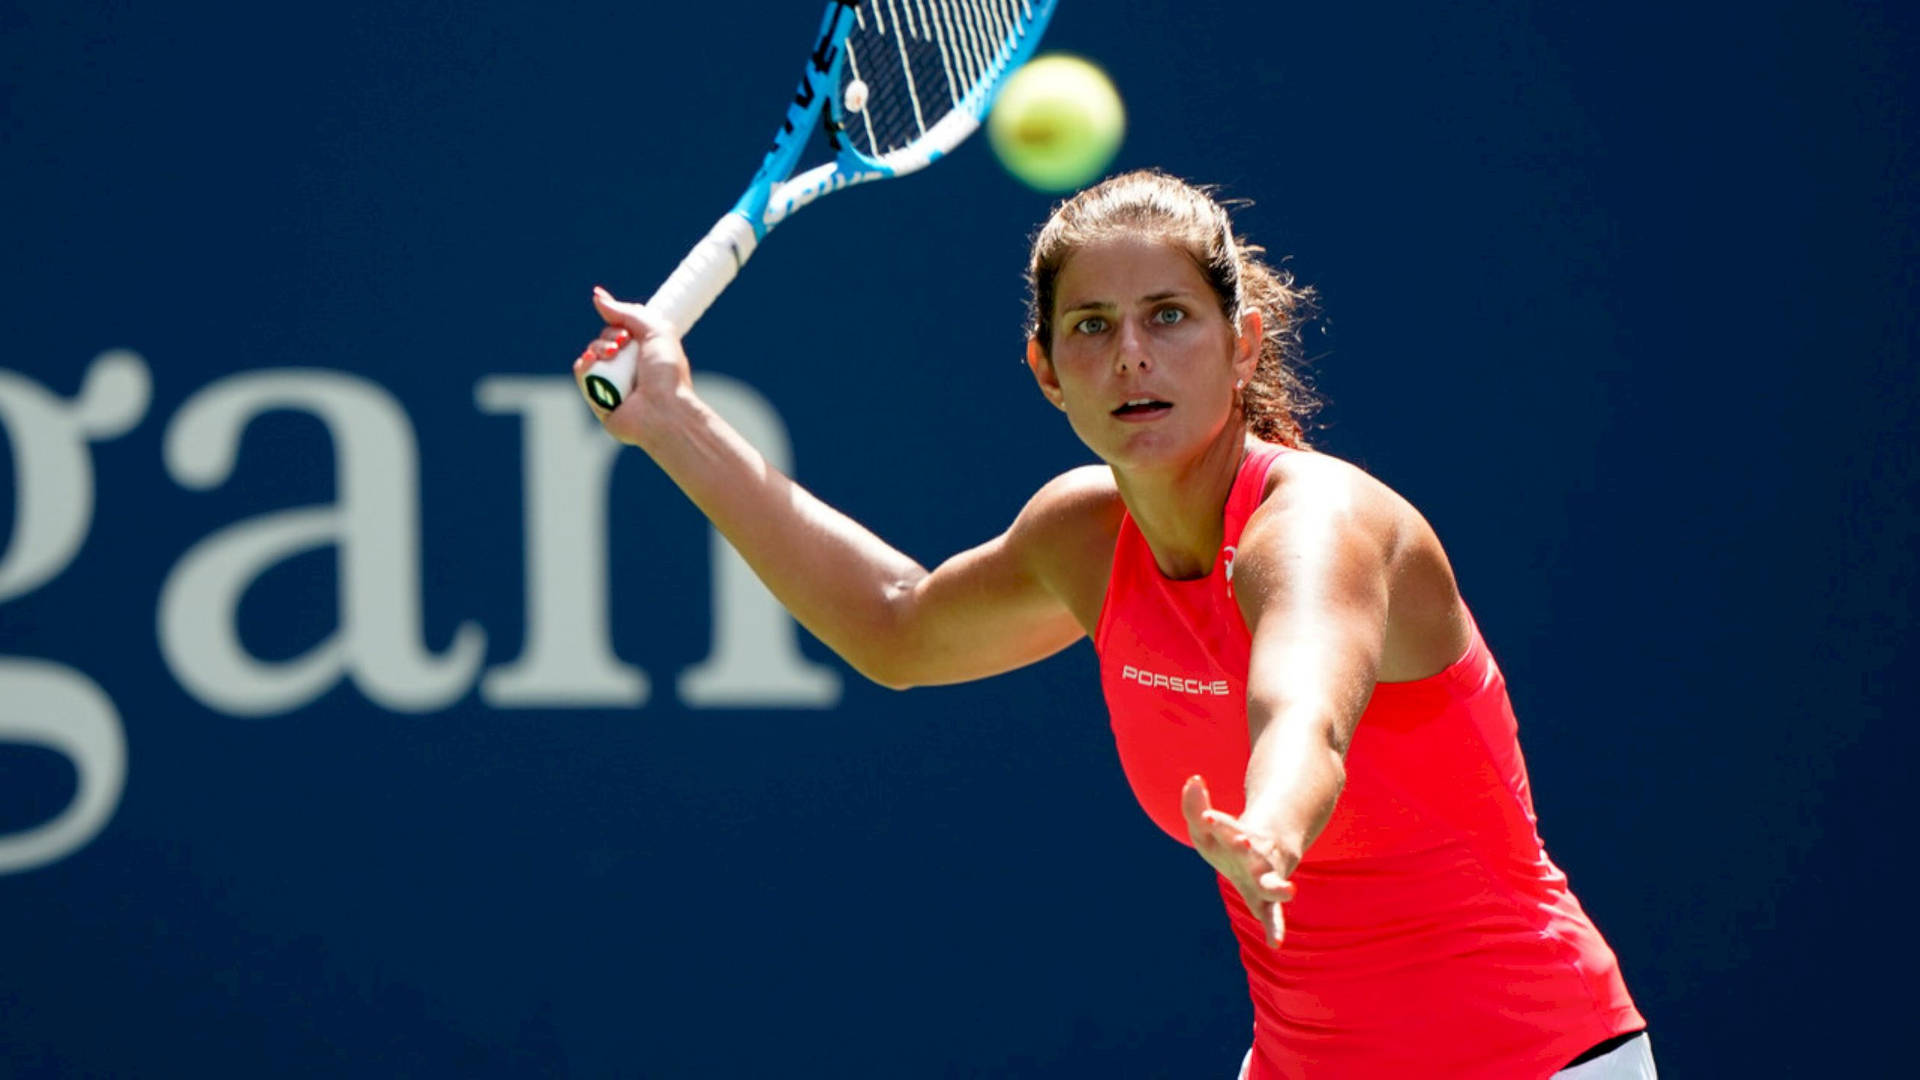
[1182,775,1297,948]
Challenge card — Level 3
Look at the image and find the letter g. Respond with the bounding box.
[0,351,147,873]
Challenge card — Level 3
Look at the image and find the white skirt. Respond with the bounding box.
[1232,1032,1658,1079]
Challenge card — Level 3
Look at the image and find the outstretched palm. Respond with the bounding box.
[1181,775,1297,948]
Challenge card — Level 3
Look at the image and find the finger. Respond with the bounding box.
[1181,775,1211,818]
[572,344,601,376]
[592,287,668,337]
[1201,808,1244,835]
[572,335,621,369]
[1263,898,1286,948]
[1203,812,1286,870]
[1200,812,1260,862]
[1180,775,1212,842]
[1258,872,1297,901]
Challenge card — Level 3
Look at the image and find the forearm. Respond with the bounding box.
[1240,707,1349,870]
[637,387,927,684]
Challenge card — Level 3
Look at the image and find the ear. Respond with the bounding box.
[1233,308,1264,386]
[1027,338,1067,411]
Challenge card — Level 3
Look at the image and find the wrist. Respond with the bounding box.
[627,382,708,455]
[1236,806,1306,873]
[1258,835,1304,878]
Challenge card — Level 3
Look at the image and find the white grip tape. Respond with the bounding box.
[581,213,760,411]
[647,213,759,335]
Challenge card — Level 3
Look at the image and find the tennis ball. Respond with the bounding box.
[987,54,1126,193]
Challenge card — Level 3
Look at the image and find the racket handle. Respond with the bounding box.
[582,213,760,412]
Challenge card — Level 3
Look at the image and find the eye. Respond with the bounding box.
[1153,306,1187,325]
[1073,315,1109,335]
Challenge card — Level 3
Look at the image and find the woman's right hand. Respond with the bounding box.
[1183,775,1297,948]
[573,286,696,449]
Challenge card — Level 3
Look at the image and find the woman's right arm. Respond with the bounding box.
[575,289,1088,690]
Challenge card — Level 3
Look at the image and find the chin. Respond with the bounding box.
[1095,428,1205,472]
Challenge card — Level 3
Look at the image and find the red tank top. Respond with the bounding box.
[1094,442,1643,1079]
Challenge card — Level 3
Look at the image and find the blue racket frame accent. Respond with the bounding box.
[732,0,1058,237]
[581,0,1056,410]
[731,1,871,235]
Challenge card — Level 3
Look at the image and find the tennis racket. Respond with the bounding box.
[581,0,1058,411]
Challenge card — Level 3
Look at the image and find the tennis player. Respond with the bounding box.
[575,169,1653,1078]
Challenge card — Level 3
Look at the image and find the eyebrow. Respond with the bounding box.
[1059,290,1194,313]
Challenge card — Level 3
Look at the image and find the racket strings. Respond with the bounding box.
[844,0,1039,161]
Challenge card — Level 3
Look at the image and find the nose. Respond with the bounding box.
[1113,317,1153,374]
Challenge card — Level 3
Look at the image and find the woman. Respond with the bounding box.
[574,170,1652,1078]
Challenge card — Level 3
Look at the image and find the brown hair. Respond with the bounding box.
[1025,169,1320,448]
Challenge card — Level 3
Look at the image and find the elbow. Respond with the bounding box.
[850,655,919,692]
[853,583,926,691]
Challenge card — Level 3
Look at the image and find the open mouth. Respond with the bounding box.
[1112,398,1172,418]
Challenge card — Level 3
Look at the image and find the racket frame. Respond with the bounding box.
[583,0,1057,411]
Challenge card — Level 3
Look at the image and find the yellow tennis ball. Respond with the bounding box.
[987,54,1126,193]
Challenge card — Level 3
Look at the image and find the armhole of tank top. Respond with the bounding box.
[1227,442,1292,543]
[1369,604,1491,698]
[1091,509,1134,653]
[1254,443,1290,503]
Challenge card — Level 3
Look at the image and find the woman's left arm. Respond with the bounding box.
[1181,456,1397,946]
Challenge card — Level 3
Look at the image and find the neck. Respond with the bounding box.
[1111,431,1255,579]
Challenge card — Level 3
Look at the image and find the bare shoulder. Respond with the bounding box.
[1025,463,1121,509]
[1260,449,1409,524]
[1253,449,1473,681]
[1256,449,1453,557]
[1009,465,1125,634]
[1011,464,1123,538]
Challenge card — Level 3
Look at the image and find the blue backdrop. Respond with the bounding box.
[4,0,1914,1075]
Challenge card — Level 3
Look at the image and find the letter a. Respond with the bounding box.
[159,371,484,716]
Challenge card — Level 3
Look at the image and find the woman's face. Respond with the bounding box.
[1030,236,1257,471]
